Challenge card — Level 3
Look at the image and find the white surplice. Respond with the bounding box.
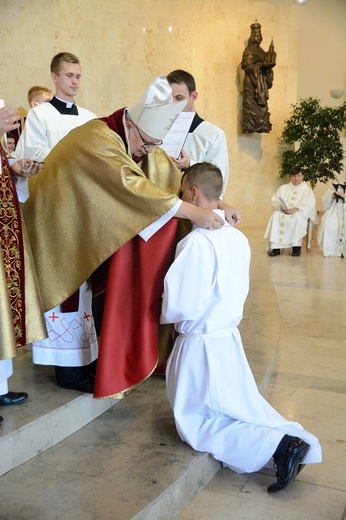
[13,102,96,163]
[183,119,229,194]
[317,186,346,257]
[264,181,317,250]
[161,211,321,473]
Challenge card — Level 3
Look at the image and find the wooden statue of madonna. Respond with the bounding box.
[241,21,276,133]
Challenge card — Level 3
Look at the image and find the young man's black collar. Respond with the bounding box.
[49,96,78,115]
[189,113,204,133]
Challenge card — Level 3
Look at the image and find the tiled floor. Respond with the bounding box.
[177,228,346,520]
[0,227,345,519]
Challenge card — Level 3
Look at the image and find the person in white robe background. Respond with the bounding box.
[317,182,346,257]
[27,85,53,108]
[166,70,230,197]
[264,166,317,257]
[13,54,95,164]
[13,52,98,393]
[161,162,322,493]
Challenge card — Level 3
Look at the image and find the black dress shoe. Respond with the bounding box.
[292,246,301,257]
[0,415,3,423]
[57,376,94,394]
[296,463,306,476]
[267,436,310,493]
[269,249,280,257]
[0,391,29,406]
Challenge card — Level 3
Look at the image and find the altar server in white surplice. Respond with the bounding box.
[264,166,316,257]
[161,162,321,493]
[13,52,98,393]
[166,70,230,199]
[317,182,346,257]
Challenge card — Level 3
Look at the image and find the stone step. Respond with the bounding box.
[0,376,222,519]
[0,347,116,477]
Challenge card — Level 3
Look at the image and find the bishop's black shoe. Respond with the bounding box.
[57,376,95,394]
[269,249,280,257]
[292,246,301,257]
[54,366,95,393]
[267,435,310,493]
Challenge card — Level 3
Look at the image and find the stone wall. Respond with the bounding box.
[1,0,345,228]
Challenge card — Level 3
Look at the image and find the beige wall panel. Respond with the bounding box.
[0,0,345,229]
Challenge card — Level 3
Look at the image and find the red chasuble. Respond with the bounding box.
[93,109,181,398]
[94,219,178,398]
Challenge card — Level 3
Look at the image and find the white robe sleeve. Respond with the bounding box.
[321,186,335,212]
[138,199,182,241]
[13,109,52,162]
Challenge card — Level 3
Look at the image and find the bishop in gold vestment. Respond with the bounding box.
[22,76,228,398]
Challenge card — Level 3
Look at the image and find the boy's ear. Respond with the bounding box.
[191,186,199,201]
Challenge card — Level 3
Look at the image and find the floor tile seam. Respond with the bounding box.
[272,281,346,292]
[296,479,346,494]
[270,400,346,417]
[292,408,346,422]
[278,331,346,340]
[271,368,318,378]
[284,414,346,433]
[190,488,248,505]
[309,384,346,395]
[288,383,346,398]
[242,476,346,496]
[299,372,346,383]
[271,372,346,391]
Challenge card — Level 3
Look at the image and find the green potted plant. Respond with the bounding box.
[279,97,346,188]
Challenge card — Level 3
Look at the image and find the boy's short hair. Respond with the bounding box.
[182,162,223,201]
[50,52,80,75]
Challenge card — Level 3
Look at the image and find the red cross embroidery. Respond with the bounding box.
[49,312,59,322]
